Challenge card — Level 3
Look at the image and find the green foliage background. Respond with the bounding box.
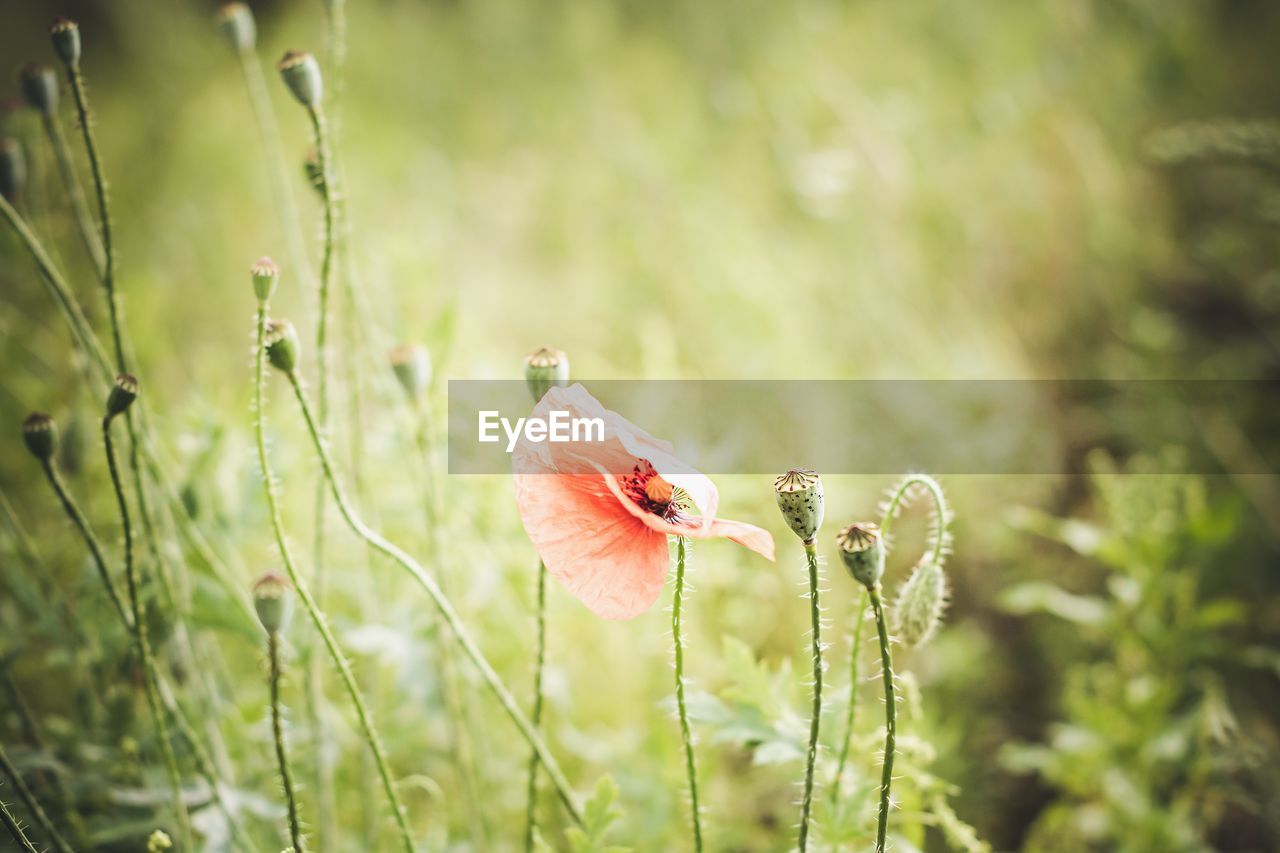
[1,0,1278,850]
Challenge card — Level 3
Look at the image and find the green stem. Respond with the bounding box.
[308,105,336,426]
[270,632,307,852]
[868,585,896,853]
[0,794,37,853]
[672,536,703,852]
[831,589,866,801]
[880,474,948,566]
[798,541,823,852]
[284,369,585,826]
[524,558,548,851]
[104,416,193,848]
[0,744,72,853]
[254,306,416,853]
[39,113,105,278]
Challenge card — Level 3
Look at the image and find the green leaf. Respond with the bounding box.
[564,776,630,853]
[997,581,1109,625]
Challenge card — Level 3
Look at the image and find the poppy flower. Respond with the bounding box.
[513,384,774,620]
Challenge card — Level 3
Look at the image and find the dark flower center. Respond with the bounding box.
[620,459,686,521]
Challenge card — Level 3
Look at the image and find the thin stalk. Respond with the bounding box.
[831,590,866,801]
[880,475,948,566]
[283,370,585,826]
[0,745,72,853]
[269,632,306,852]
[254,306,416,853]
[39,113,105,277]
[524,559,548,851]
[104,416,193,848]
[672,536,703,852]
[38,460,128,624]
[307,105,336,427]
[0,794,37,853]
[798,541,823,851]
[868,585,896,853]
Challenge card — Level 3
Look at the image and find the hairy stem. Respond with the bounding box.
[39,114,105,277]
[524,558,548,851]
[270,632,306,852]
[0,794,37,853]
[869,585,896,853]
[831,589,867,801]
[104,416,192,848]
[308,105,336,425]
[38,461,129,624]
[284,370,585,826]
[799,541,823,851]
[0,745,72,853]
[880,474,949,566]
[254,306,416,853]
[672,536,703,852]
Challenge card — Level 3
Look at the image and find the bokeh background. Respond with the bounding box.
[1,0,1278,850]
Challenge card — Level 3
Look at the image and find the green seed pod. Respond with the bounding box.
[389,343,432,399]
[893,558,947,647]
[304,148,324,194]
[836,522,883,589]
[264,318,300,374]
[50,18,81,68]
[252,572,293,634]
[524,347,569,402]
[216,3,256,53]
[105,372,139,419]
[22,412,56,462]
[251,256,279,303]
[0,138,26,203]
[773,468,824,543]
[277,50,323,109]
[18,63,58,116]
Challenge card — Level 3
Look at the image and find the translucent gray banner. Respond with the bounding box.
[446,380,1279,475]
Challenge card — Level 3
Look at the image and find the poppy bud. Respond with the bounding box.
[216,3,256,53]
[105,373,139,419]
[524,347,569,402]
[389,343,432,398]
[264,318,300,374]
[0,138,25,203]
[773,468,824,543]
[50,18,81,68]
[251,256,278,303]
[18,64,58,116]
[252,572,293,634]
[22,412,56,462]
[277,50,323,109]
[836,522,883,589]
[303,148,324,194]
[893,558,947,647]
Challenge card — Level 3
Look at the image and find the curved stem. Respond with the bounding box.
[0,794,37,853]
[672,536,703,852]
[283,370,584,826]
[40,114,105,278]
[254,307,416,853]
[270,633,306,852]
[0,745,72,853]
[104,417,192,848]
[830,589,866,801]
[524,559,548,851]
[879,474,949,567]
[868,585,896,853]
[798,541,823,851]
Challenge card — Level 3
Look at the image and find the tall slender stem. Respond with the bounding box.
[254,307,416,853]
[270,633,306,852]
[104,416,192,848]
[831,590,866,800]
[0,794,37,853]
[868,585,896,853]
[524,558,548,851]
[283,370,585,826]
[39,114,105,277]
[0,745,72,853]
[798,541,823,851]
[880,474,949,566]
[672,536,703,852]
[38,461,128,624]
[308,105,336,426]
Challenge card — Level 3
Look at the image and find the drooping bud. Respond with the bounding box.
[264,318,300,373]
[50,18,82,68]
[893,558,947,647]
[277,51,323,109]
[524,347,569,402]
[389,343,432,398]
[22,412,56,462]
[0,138,26,203]
[773,468,824,543]
[836,522,883,589]
[18,64,58,116]
[252,572,293,634]
[216,3,256,53]
[105,373,139,419]
[251,256,278,302]
[303,148,324,194]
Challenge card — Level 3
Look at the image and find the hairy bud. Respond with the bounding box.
[893,558,947,647]
[836,522,883,589]
[774,469,824,543]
